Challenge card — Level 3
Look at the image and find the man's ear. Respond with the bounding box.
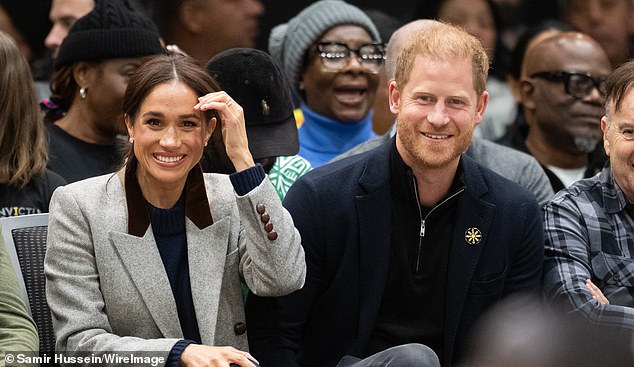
[388,80,400,114]
[474,91,489,126]
[72,61,92,90]
[601,115,611,157]
[519,79,537,110]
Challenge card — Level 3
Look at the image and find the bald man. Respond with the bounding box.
[335,19,554,205]
[513,31,612,192]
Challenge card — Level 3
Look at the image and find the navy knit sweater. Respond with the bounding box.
[153,164,265,366]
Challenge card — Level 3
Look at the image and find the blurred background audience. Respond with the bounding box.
[151,0,264,65]
[44,0,93,60]
[558,0,634,70]
[268,0,384,168]
[0,0,52,98]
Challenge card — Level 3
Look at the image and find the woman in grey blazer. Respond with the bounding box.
[44,54,306,367]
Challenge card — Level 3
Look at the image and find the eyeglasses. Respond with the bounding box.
[529,71,607,99]
[316,42,386,74]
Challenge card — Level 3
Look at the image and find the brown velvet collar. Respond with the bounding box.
[123,157,214,237]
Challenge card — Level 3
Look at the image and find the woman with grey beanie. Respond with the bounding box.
[268,0,385,168]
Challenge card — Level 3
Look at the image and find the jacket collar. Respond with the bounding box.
[601,164,631,214]
[122,158,214,237]
[370,137,483,200]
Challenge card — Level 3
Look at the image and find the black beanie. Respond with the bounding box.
[55,0,164,69]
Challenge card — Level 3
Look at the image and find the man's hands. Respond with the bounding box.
[586,279,609,305]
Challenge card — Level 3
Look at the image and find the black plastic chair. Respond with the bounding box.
[1,214,56,361]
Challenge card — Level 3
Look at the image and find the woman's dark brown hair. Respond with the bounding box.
[123,53,220,123]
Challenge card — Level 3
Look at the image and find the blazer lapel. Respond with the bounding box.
[110,229,183,338]
[355,143,392,352]
[187,217,231,345]
[444,158,495,363]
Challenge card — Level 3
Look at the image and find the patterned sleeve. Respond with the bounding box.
[543,194,634,329]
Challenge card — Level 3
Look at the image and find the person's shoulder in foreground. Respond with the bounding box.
[0,222,39,353]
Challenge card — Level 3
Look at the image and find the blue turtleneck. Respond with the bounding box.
[299,104,376,168]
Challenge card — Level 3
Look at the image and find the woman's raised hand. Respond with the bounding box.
[195,91,255,172]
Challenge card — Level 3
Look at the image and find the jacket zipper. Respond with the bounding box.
[412,176,465,273]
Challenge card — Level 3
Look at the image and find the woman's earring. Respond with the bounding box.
[80,87,87,99]
[129,137,134,144]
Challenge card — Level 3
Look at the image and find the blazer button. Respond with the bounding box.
[256,204,266,214]
[267,231,278,241]
[260,213,270,223]
[234,322,247,335]
[264,222,273,232]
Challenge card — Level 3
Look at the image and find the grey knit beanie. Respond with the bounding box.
[268,0,381,95]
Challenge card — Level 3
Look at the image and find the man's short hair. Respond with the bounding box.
[604,60,634,117]
[394,22,489,95]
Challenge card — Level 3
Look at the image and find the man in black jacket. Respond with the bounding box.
[247,22,543,367]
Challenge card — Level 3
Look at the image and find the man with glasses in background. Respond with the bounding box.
[510,31,612,192]
[543,59,634,332]
[247,21,544,367]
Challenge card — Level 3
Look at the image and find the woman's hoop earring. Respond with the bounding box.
[80,87,87,99]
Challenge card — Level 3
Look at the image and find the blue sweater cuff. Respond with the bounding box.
[229,164,266,196]
[167,339,196,367]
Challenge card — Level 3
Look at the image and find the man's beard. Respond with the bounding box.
[574,135,601,154]
[397,120,472,170]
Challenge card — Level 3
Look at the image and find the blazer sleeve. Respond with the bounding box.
[503,199,544,295]
[246,176,324,367]
[234,176,306,297]
[44,186,178,361]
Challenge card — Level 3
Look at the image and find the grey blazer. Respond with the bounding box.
[44,167,305,362]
